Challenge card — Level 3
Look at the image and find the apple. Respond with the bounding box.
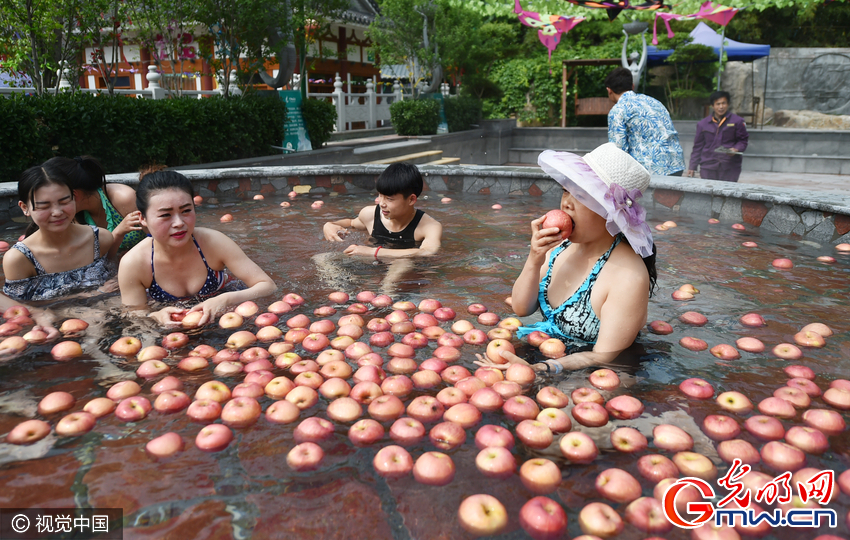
[648,320,673,335]
[421,326,445,340]
[137,360,170,378]
[441,365,471,385]
[274,352,301,370]
[0,322,22,336]
[772,258,793,269]
[475,367,503,386]
[2,305,30,319]
[801,322,833,337]
[353,365,385,385]
[475,446,516,479]
[537,338,566,359]
[221,397,262,427]
[624,497,672,534]
[537,408,572,434]
[294,371,324,390]
[412,313,438,329]
[429,421,467,450]
[433,346,461,363]
[455,376,486,397]
[744,415,785,440]
[285,386,319,410]
[213,361,243,377]
[596,468,642,503]
[293,416,335,444]
[519,496,568,540]
[578,502,623,538]
[463,329,488,345]
[109,336,142,356]
[572,402,608,427]
[382,374,414,397]
[716,391,753,414]
[679,311,707,326]
[338,324,364,340]
[542,209,573,239]
[589,369,619,390]
[773,342,803,360]
[605,395,644,420]
[761,440,806,472]
[412,370,442,390]
[369,331,394,348]
[114,396,151,422]
[320,361,353,380]
[372,294,393,307]
[458,494,508,537]
[492,381,522,399]
[437,332,463,348]
[7,419,51,444]
[327,291,349,304]
[774,386,811,408]
[344,342,373,361]
[218,312,244,329]
[520,458,561,495]
[758,396,796,418]
[368,395,405,421]
[504,396,540,422]
[710,343,740,360]
[226,330,257,349]
[785,426,829,454]
[373,445,414,479]
[702,415,741,440]
[467,303,487,315]
[673,451,717,481]
[735,337,764,353]
[788,377,822,396]
[282,293,304,307]
[527,331,551,347]
[679,378,714,399]
[83,397,115,418]
[433,307,456,322]
[232,382,264,399]
[477,312,500,326]
[366,318,390,334]
[406,395,445,423]
[309,319,336,334]
[803,408,845,436]
[153,390,190,413]
[240,346,271,363]
[653,424,693,451]
[679,337,708,351]
[707,218,720,224]
[610,426,648,453]
[817,255,836,263]
[571,387,603,405]
[469,388,504,412]
[287,442,324,471]
[389,417,426,445]
[212,349,240,364]
[784,364,815,380]
[51,341,83,361]
[444,403,482,428]
[106,380,140,402]
[59,318,88,334]
[516,420,554,449]
[348,419,384,446]
[267,301,292,315]
[672,290,694,300]
[55,411,96,437]
[245,370,275,388]
[716,439,760,464]
[413,452,455,486]
[636,453,678,482]
[401,332,428,349]
[350,381,383,405]
[144,432,184,459]
[506,363,536,385]
[391,301,416,313]
[319,377,351,400]
[265,400,299,424]
[38,391,75,415]
[795,330,826,348]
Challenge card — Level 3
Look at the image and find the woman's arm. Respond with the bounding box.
[2,248,36,281]
[187,229,277,325]
[511,216,562,317]
[96,227,114,258]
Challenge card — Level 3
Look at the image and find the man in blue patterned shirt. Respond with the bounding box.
[604,67,685,177]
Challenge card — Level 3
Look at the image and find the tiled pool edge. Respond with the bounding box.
[1,165,848,244]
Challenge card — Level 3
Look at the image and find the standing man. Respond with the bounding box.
[605,67,685,177]
[686,91,749,182]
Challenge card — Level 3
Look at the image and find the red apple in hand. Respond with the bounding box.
[542,209,573,240]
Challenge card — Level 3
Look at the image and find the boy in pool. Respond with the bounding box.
[322,163,442,259]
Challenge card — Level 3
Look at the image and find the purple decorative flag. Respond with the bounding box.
[515,0,584,60]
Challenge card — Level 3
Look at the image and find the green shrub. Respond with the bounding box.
[0,92,286,181]
[302,98,337,148]
[444,96,482,133]
[389,99,441,136]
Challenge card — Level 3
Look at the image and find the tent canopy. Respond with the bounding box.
[647,22,770,63]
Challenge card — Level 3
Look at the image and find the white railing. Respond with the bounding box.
[306,73,402,132]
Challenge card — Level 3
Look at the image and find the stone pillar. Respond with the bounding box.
[146,65,166,99]
[366,79,375,129]
[333,73,345,132]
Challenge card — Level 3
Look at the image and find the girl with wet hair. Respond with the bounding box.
[63,155,144,255]
[3,158,115,302]
[117,169,276,327]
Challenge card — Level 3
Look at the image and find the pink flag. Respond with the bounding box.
[652,1,739,44]
[515,0,585,59]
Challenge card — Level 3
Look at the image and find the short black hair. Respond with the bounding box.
[709,91,731,105]
[136,170,195,217]
[376,163,423,198]
[604,67,634,95]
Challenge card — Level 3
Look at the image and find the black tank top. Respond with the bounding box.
[370,206,424,249]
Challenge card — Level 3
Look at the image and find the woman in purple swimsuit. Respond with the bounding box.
[476,143,657,376]
[118,170,276,327]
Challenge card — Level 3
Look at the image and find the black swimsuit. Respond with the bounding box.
[370,206,424,249]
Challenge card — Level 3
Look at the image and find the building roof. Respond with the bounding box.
[342,0,379,25]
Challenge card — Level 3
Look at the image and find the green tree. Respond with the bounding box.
[76,0,132,95]
[292,0,350,100]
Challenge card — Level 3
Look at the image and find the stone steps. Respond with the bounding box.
[425,157,461,165]
[362,150,445,165]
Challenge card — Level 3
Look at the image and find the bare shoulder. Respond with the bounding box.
[95,226,114,256]
[604,241,650,284]
[119,236,150,270]
[105,183,139,214]
[2,245,31,276]
[358,205,375,222]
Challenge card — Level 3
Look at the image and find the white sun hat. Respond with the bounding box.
[538,143,654,258]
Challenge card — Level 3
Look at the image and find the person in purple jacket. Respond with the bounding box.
[686,91,749,182]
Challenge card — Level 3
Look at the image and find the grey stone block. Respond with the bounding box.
[711,196,725,215]
[773,157,805,174]
[719,198,742,222]
[806,158,841,175]
[806,218,835,242]
[800,210,825,232]
[271,178,289,190]
[198,187,216,198]
[836,230,850,244]
[489,179,511,196]
[343,182,369,193]
[678,193,714,219]
[218,179,239,192]
[426,176,448,192]
[761,205,801,235]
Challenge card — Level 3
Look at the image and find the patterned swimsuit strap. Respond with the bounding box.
[549,235,623,316]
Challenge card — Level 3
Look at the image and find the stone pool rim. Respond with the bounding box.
[0,164,847,244]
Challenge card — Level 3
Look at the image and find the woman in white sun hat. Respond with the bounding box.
[476,142,657,375]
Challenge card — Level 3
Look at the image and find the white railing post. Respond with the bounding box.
[146,65,166,99]
[393,79,402,102]
[57,61,72,91]
[333,73,346,132]
[366,78,375,129]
